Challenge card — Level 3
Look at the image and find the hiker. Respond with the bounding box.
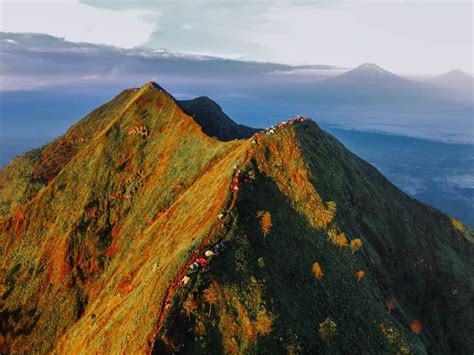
[180,275,191,286]
[205,250,215,257]
[217,213,224,219]
[189,261,199,270]
[211,242,224,254]
[196,258,207,266]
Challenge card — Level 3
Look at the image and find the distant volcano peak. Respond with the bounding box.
[324,62,410,86]
[355,63,387,72]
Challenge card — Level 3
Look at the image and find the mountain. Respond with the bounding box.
[430,69,473,93]
[179,96,259,141]
[0,82,473,354]
[322,63,411,87]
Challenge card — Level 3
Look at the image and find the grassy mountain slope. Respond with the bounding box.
[0,88,138,219]
[156,122,473,354]
[0,82,472,354]
[179,96,259,141]
[0,82,249,353]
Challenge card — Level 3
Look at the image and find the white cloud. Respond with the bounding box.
[253,1,473,74]
[0,0,157,48]
[0,0,472,74]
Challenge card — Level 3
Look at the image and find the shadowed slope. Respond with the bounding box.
[179,96,259,141]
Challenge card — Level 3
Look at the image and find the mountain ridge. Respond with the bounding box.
[0,82,472,354]
[179,95,259,141]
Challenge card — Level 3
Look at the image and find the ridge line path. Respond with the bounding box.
[146,146,253,353]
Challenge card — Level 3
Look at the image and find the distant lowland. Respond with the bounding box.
[0,32,473,226]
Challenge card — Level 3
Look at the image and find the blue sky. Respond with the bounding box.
[0,0,472,74]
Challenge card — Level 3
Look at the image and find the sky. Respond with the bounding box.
[0,0,472,74]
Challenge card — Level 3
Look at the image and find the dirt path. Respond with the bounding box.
[146,147,252,353]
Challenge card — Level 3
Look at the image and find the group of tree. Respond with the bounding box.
[327,228,363,254]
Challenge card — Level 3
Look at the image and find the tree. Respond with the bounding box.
[385,297,396,313]
[327,227,339,245]
[335,234,348,251]
[254,313,272,336]
[182,294,198,321]
[350,239,363,254]
[312,262,324,281]
[355,270,365,281]
[410,320,422,334]
[260,212,272,238]
[327,228,349,251]
[327,201,336,214]
[203,282,220,317]
[319,317,337,342]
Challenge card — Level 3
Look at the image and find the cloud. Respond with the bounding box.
[79,0,472,74]
[0,0,157,48]
[1,0,472,73]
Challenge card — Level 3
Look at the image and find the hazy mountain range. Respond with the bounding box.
[1,31,473,228]
[1,32,472,144]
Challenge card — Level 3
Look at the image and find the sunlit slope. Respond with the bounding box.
[0,82,249,353]
[158,121,473,354]
[0,88,138,219]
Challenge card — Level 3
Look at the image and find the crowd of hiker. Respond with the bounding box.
[179,116,310,287]
[252,115,309,144]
